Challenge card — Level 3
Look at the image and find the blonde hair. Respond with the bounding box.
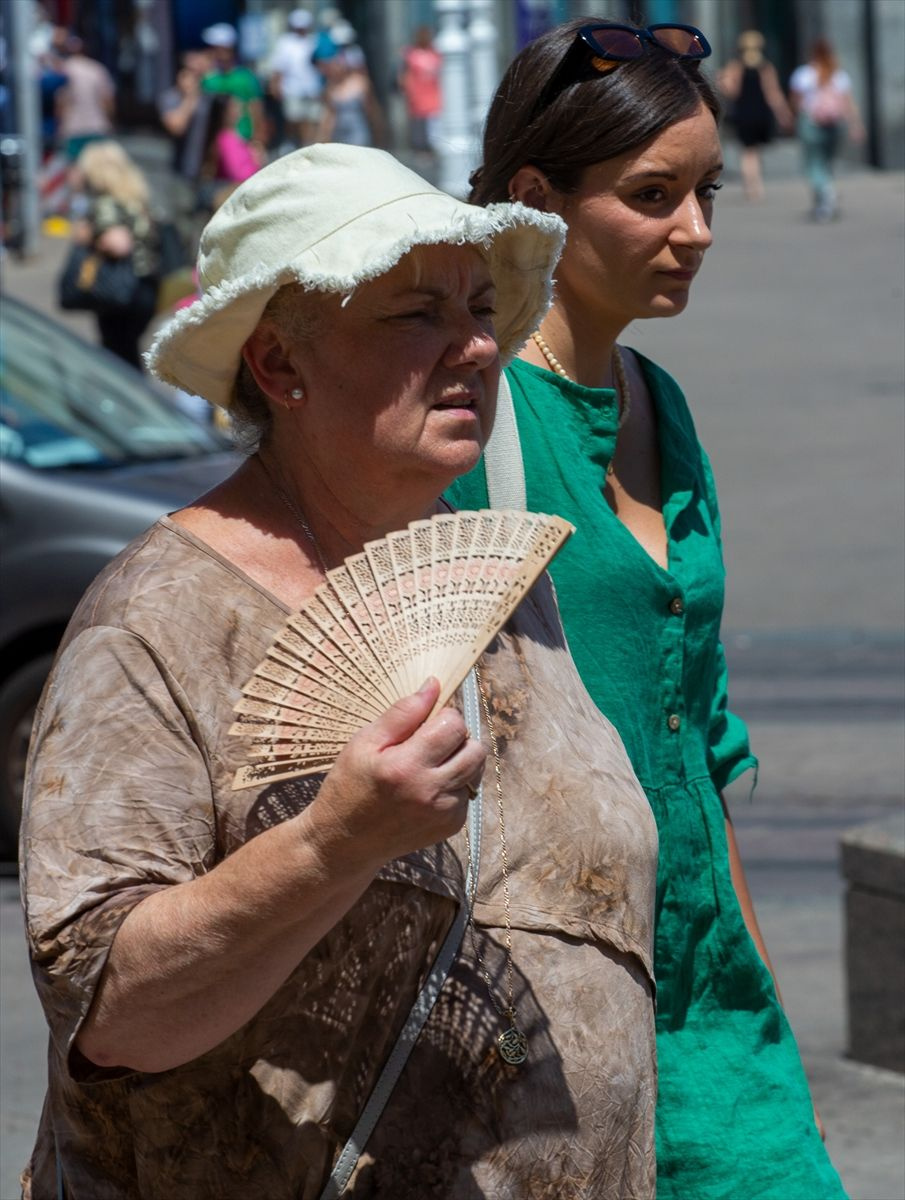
[75,141,150,210]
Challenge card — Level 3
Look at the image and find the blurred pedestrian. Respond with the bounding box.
[158,50,213,225]
[315,38,385,148]
[199,23,265,148]
[313,6,342,60]
[196,93,265,216]
[35,26,69,157]
[789,37,865,221]
[55,34,115,161]
[66,141,160,369]
[399,26,442,164]
[267,8,323,150]
[718,31,793,201]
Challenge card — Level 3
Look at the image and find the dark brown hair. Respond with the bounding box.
[469,17,721,205]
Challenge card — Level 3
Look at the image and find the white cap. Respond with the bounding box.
[201,23,237,49]
[330,20,357,47]
[288,8,313,30]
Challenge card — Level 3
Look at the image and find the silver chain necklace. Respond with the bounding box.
[257,455,329,573]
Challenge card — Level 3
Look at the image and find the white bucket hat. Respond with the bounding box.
[146,145,565,410]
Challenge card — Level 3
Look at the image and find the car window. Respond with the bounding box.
[0,301,227,468]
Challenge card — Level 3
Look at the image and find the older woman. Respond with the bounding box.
[20,146,658,1200]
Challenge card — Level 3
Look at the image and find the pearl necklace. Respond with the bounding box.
[531,330,631,477]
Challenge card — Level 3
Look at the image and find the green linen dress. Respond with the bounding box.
[447,354,848,1199]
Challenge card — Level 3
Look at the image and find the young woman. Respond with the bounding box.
[717,30,793,201]
[449,19,849,1199]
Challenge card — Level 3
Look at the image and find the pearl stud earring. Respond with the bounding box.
[288,387,304,400]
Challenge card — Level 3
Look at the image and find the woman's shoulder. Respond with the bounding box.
[61,519,278,656]
[789,63,816,90]
[622,349,689,408]
[623,349,709,476]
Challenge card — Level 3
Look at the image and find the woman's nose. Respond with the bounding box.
[671,194,714,251]
[445,316,499,369]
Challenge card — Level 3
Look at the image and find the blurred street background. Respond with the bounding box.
[2,1,904,1198]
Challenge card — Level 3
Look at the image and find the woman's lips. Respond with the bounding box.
[433,393,478,411]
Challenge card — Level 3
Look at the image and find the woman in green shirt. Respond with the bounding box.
[449,18,848,1199]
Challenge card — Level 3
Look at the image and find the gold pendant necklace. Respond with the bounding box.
[530,330,631,477]
[465,662,528,1066]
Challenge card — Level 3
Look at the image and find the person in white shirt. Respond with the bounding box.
[789,36,865,221]
[268,8,323,149]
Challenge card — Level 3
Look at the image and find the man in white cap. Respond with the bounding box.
[200,21,264,145]
[267,8,322,149]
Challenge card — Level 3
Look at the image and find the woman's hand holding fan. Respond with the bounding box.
[308,676,487,866]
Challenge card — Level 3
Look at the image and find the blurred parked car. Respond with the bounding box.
[0,295,240,856]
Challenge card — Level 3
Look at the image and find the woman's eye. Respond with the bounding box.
[699,181,723,201]
[472,306,497,319]
[393,309,432,321]
[636,187,668,204]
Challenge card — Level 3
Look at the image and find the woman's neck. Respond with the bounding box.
[255,449,442,569]
[521,303,627,389]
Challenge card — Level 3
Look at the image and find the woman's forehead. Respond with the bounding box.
[390,242,493,292]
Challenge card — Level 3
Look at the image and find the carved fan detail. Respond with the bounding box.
[229,509,574,789]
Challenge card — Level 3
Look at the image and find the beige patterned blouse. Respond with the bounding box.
[20,517,658,1200]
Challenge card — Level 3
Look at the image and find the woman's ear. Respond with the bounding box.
[241,324,304,409]
[508,166,556,213]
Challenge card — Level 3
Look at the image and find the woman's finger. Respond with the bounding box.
[414,707,470,764]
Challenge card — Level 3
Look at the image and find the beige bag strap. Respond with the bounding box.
[483,370,527,510]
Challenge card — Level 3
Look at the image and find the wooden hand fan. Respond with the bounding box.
[229,508,574,789]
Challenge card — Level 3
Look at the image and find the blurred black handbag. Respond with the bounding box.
[155,219,188,276]
[58,244,141,313]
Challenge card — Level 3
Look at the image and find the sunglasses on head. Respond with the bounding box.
[533,22,712,118]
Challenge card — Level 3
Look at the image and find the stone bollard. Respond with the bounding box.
[840,814,905,1073]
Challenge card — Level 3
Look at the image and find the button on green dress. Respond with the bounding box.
[447,355,848,1199]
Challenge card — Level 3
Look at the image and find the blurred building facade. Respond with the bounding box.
[4,0,904,169]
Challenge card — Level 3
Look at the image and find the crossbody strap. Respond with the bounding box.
[319,669,484,1200]
[483,370,526,510]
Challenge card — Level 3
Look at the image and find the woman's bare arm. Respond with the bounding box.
[716,59,742,102]
[760,63,795,132]
[76,680,485,1074]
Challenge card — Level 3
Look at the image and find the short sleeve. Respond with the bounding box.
[269,38,291,75]
[20,625,216,1078]
[706,639,758,795]
[697,448,758,795]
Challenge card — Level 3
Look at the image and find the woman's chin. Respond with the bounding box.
[645,293,692,320]
[426,441,483,490]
